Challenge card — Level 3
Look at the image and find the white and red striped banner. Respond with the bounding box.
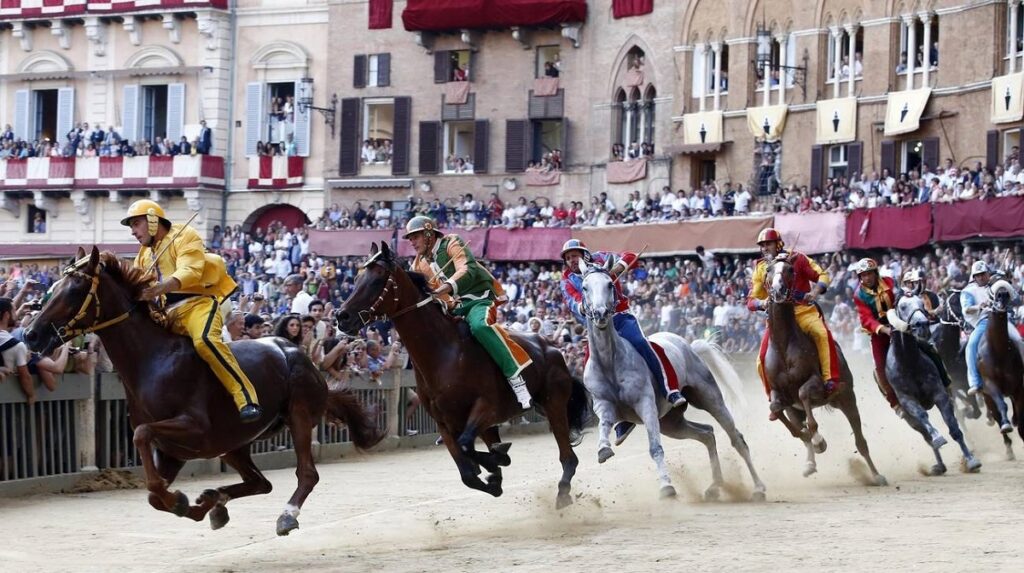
[0,156,224,189]
[248,156,304,189]
[0,0,226,19]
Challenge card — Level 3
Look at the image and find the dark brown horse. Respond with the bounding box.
[977,279,1024,459]
[336,242,589,508]
[764,256,887,485]
[25,247,384,535]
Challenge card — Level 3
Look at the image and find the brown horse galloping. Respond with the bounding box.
[25,247,384,535]
[764,257,887,485]
[977,279,1024,459]
[336,242,590,508]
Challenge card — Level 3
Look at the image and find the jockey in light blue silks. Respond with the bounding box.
[559,239,685,445]
[962,260,1023,396]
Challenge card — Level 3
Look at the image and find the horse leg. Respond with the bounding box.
[981,392,1015,460]
[836,396,888,486]
[702,395,767,501]
[203,448,274,531]
[933,386,982,473]
[478,427,505,495]
[900,398,946,476]
[132,416,205,517]
[797,380,826,453]
[275,408,319,536]
[989,386,1014,435]
[541,383,580,509]
[145,450,188,516]
[661,411,721,501]
[457,400,503,475]
[637,397,675,499]
[439,424,499,496]
[592,397,617,464]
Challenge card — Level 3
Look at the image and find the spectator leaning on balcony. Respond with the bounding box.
[1,297,37,404]
[197,120,212,155]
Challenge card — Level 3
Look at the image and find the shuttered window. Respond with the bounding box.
[293,80,312,156]
[378,53,391,87]
[418,121,441,174]
[434,51,450,83]
[528,89,564,119]
[986,130,1000,171]
[14,90,31,141]
[879,140,897,176]
[847,141,863,178]
[165,84,185,143]
[392,97,411,175]
[353,55,367,89]
[810,145,824,190]
[56,87,75,146]
[354,53,391,88]
[244,82,264,156]
[473,119,489,174]
[921,137,940,172]
[442,94,475,121]
[505,119,529,172]
[338,98,361,176]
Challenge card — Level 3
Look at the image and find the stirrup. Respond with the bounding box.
[508,375,532,409]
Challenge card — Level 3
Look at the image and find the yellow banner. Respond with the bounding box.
[884,88,931,136]
[815,97,858,145]
[683,111,724,145]
[746,105,788,142]
[992,73,1024,124]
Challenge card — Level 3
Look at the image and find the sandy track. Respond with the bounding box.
[2,354,1023,573]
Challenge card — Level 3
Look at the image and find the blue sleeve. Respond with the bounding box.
[561,279,586,324]
[960,291,974,309]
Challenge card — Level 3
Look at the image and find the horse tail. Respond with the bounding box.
[325,384,388,451]
[692,335,749,413]
[566,377,591,447]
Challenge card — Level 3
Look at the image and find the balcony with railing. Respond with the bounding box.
[247,155,305,190]
[0,1,228,21]
[0,155,225,191]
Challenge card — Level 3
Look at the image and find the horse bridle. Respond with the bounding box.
[52,266,132,342]
[356,265,435,326]
[579,268,613,324]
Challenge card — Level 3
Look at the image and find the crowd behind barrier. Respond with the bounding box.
[1,122,213,160]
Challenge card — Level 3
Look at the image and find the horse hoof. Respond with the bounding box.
[813,440,827,454]
[555,494,573,510]
[597,447,615,464]
[802,465,817,478]
[1000,423,1014,435]
[874,474,889,487]
[751,490,767,503]
[703,487,720,502]
[171,491,189,518]
[964,457,983,473]
[209,505,230,530]
[930,464,947,476]
[276,513,299,536]
[197,488,221,506]
[490,442,512,455]
[659,485,677,499]
[491,452,512,467]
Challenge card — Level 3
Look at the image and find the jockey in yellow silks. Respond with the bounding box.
[121,199,262,423]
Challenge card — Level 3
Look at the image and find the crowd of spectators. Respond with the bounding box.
[361,139,393,166]
[0,120,213,160]
[610,142,655,162]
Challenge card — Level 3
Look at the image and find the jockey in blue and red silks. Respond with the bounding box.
[559,239,685,445]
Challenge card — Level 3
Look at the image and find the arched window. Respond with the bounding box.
[612,88,627,158]
[643,85,656,152]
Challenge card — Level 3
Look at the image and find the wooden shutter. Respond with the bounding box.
[418,121,441,174]
[56,87,75,145]
[13,89,31,141]
[560,119,569,166]
[353,55,367,88]
[879,139,897,175]
[986,130,1000,171]
[123,84,141,144]
[847,141,863,178]
[338,98,361,176]
[921,137,940,173]
[392,96,411,175]
[473,119,489,173]
[505,119,529,172]
[810,145,824,190]
[166,83,185,143]
[293,79,312,156]
[377,53,391,87]
[468,50,476,82]
[434,51,449,83]
[244,82,264,156]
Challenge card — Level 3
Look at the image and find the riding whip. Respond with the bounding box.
[610,242,649,286]
[427,239,473,283]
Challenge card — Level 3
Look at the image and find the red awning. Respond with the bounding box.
[403,0,586,32]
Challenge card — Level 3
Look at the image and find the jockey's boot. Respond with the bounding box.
[613,421,636,446]
[666,390,687,410]
[823,378,841,398]
[768,390,784,421]
[508,374,532,409]
[239,404,263,423]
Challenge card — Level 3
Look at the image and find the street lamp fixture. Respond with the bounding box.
[754,23,809,99]
[297,77,338,138]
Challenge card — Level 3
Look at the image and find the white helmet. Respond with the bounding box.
[901,269,924,285]
[970,261,989,277]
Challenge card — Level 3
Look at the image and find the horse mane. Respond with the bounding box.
[98,251,155,300]
[407,271,433,296]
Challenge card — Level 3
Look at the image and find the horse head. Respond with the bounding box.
[579,257,615,329]
[892,294,932,342]
[990,279,1017,313]
[336,241,403,335]
[24,246,134,356]
[766,254,797,304]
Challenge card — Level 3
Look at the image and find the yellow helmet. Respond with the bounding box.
[120,199,169,237]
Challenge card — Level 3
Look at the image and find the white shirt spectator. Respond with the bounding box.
[374,206,392,228]
[274,254,292,278]
[291,290,314,315]
[708,192,724,215]
[0,330,29,371]
[659,191,677,213]
[735,189,752,213]
[361,143,376,164]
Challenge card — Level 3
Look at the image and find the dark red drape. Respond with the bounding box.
[485,228,571,261]
[932,197,1024,242]
[368,0,394,29]
[403,0,586,31]
[845,205,932,250]
[396,227,489,259]
[612,0,653,19]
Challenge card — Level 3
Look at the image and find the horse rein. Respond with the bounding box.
[52,267,132,343]
[357,268,435,326]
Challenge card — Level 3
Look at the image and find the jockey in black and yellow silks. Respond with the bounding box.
[121,199,262,423]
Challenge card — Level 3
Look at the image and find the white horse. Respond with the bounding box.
[578,259,766,500]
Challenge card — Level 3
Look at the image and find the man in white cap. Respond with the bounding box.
[961,260,1022,396]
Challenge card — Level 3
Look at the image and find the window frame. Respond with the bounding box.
[442,119,476,175]
[827,144,849,180]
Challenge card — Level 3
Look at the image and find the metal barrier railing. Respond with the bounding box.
[1,376,90,481]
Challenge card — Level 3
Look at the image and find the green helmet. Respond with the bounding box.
[403,215,443,239]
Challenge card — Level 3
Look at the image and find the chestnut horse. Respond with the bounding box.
[25,247,384,535]
[763,256,887,485]
[336,242,589,508]
[977,279,1024,459]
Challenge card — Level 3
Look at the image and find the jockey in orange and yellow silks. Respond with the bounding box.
[746,229,840,416]
[122,199,262,423]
